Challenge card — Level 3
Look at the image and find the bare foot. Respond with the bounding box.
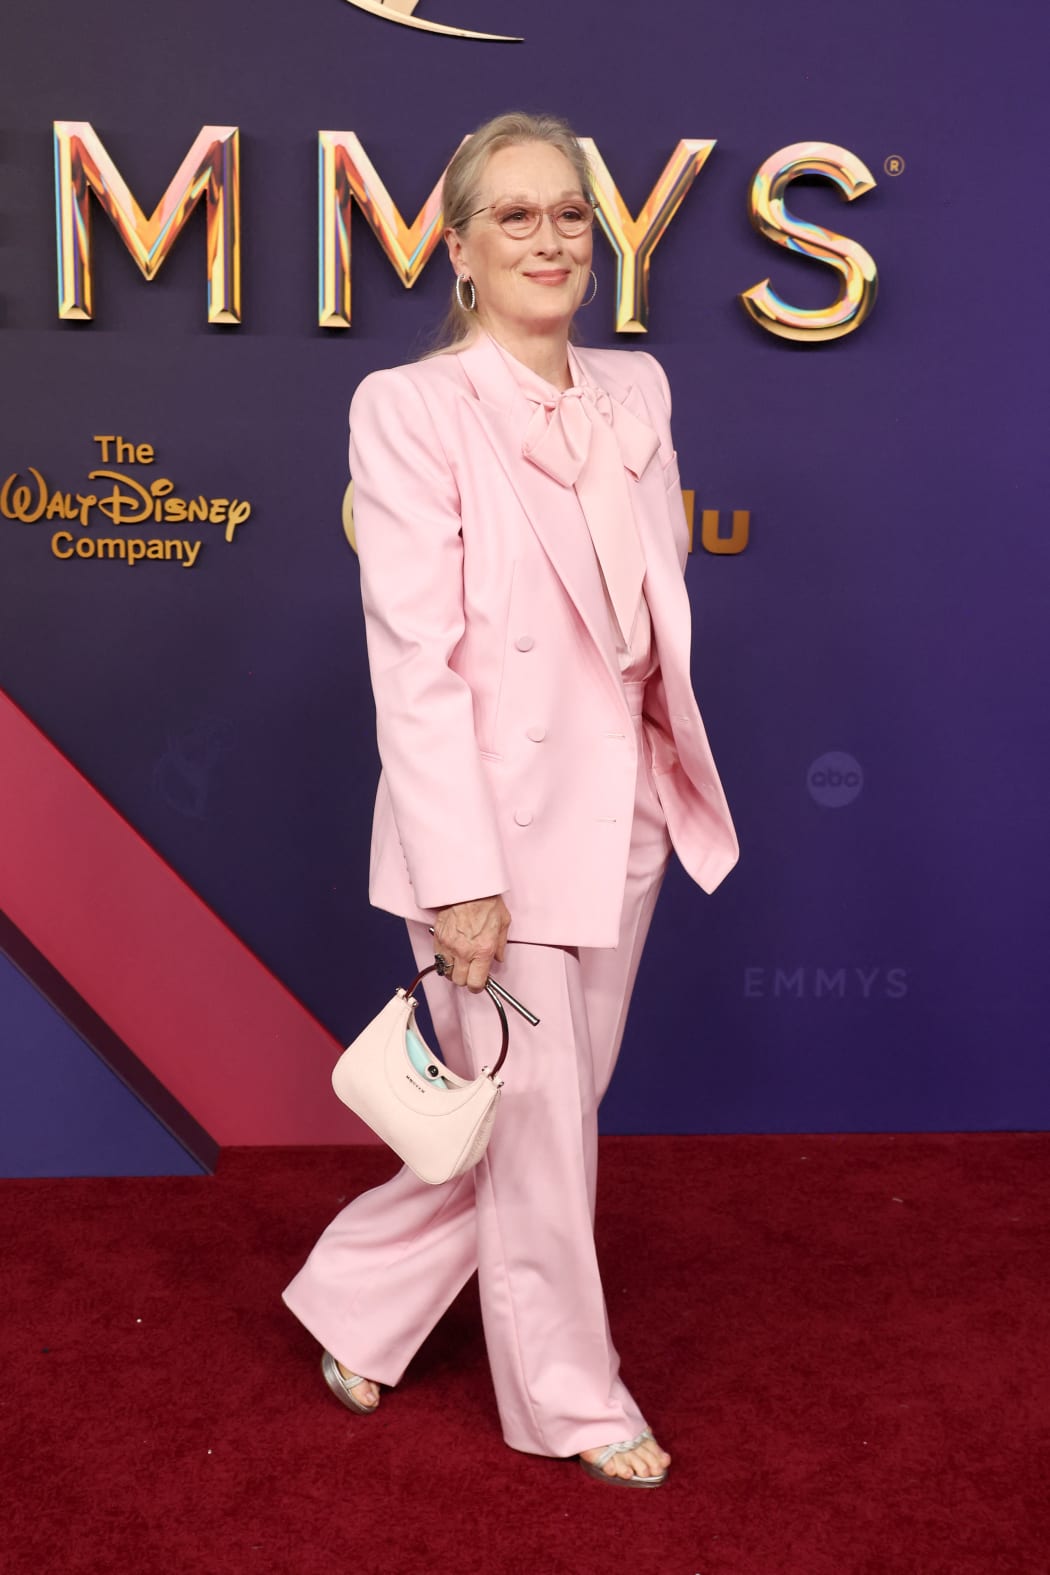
[580,1432,672,1480]
[335,1360,380,1409]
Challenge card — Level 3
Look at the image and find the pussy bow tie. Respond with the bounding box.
[522,385,659,649]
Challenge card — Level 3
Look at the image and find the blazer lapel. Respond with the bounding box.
[455,333,626,698]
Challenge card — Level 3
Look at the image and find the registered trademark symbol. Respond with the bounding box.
[883,154,906,176]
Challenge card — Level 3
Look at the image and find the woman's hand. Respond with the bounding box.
[433,895,511,993]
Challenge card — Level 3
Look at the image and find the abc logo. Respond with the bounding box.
[807,751,863,808]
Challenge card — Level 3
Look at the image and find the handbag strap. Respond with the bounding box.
[404,963,510,1077]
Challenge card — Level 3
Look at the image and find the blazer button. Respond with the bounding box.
[514,634,535,651]
[526,725,547,742]
[513,809,533,826]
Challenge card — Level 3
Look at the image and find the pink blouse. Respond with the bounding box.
[487,333,659,686]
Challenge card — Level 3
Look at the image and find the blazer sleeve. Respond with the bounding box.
[636,351,690,576]
[348,367,510,910]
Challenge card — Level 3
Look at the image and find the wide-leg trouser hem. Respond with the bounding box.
[281,702,674,1458]
[281,1158,479,1388]
[499,1420,654,1461]
[279,1212,474,1390]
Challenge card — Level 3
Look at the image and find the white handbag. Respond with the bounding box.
[331,960,535,1185]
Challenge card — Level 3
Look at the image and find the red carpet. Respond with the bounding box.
[5,1135,1049,1575]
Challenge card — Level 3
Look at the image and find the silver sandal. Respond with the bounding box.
[578,1426,668,1488]
[320,1349,380,1414]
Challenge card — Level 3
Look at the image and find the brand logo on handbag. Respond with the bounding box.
[405,1074,429,1093]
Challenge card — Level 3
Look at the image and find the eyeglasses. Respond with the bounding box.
[459,198,596,240]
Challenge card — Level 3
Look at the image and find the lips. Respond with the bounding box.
[523,270,571,285]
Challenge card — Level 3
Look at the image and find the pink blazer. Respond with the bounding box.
[348,330,739,948]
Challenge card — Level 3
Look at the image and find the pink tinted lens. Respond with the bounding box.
[495,203,593,236]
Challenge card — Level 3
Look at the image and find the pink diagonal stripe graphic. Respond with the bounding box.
[0,688,378,1145]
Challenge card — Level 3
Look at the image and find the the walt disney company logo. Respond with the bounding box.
[1,434,252,570]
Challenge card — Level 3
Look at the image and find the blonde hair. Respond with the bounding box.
[426,110,594,355]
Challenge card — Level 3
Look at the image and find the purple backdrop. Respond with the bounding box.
[1,0,1047,1172]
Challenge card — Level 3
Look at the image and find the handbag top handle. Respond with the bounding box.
[404,963,510,1078]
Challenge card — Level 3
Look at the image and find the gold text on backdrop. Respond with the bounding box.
[53,123,878,340]
[741,143,878,340]
[53,124,240,324]
[1,437,253,570]
[577,138,715,335]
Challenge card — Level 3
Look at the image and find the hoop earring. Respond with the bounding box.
[581,270,598,307]
[455,275,476,312]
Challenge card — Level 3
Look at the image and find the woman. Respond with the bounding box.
[283,111,739,1487]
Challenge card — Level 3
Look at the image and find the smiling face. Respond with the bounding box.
[445,140,594,346]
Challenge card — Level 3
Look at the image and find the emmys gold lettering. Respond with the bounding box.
[53,123,239,323]
[1,443,253,570]
[55,122,877,341]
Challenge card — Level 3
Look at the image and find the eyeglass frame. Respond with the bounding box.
[455,196,597,239]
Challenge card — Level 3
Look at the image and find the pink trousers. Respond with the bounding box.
[281,679,674,1458]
